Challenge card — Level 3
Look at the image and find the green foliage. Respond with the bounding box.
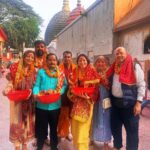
[2,17,40,49]
[0,0,42,50]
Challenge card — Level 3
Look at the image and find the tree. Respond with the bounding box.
[2,17,40,50]
[0,0,42,51]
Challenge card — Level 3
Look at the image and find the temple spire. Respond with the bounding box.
[62,0,70,11]
[77,0,81,7]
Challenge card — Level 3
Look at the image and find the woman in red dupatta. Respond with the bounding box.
[4,50,36,150]
[68,54,99,150]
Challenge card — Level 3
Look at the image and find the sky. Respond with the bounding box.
[23,0,96,38]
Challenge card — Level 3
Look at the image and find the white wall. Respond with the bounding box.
[116,23,150,61]
[56,0,114,59]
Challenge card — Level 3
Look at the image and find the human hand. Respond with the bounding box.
[134,101,141,116]
[78,93,90,100]
[33,95,39,101]
[47,89,53,94]
[3,83,13,96]
[6,73,12,81]
[3,87,11,96]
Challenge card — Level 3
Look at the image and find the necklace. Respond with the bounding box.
[15,60,35,88]
[44,65,59,78]
[42,66,64,94]
[78,69,86,81]
[114,62,121,75]
[98,68,110,88]
[35,56,46,68]
[98,70,107,78]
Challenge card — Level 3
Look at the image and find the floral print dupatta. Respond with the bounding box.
[68,65,99,122]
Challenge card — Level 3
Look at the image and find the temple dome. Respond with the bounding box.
[67,0,84,25]
[45,0,70,45]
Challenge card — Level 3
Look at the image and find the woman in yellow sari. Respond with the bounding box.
[68,54,99,150]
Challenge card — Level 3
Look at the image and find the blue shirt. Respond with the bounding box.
[33,68,67,111]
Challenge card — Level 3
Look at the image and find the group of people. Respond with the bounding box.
[3,40,146,150]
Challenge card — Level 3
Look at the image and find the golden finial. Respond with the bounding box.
[77,0,81,7]
[62,0,70,11]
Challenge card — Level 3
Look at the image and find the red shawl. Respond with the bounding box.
[107,54,136,85]
[59,63,76,80]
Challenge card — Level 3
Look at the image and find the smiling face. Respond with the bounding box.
[46,54,57,69]
[23,52,35,66]
[115,47,127,63]
[95,56,108,72]
[78,56,88,69]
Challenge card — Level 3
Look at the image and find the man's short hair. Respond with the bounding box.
[63,51,72,57]
[46,53,59,65]
[34,40,46,47]
[46,53,58,61]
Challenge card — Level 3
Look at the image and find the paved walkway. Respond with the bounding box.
[0,77,150,150]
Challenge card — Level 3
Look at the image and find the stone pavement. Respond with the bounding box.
[0,77,150,150]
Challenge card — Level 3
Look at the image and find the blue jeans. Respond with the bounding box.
[111,104,139,150]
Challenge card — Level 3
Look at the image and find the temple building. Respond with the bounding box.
[56,0,114,59]
[66,0,84,25]
[55,0,150,61]
[45,0,84,49]
[54,0,150,99]
[45,0,150,89]
[44,0,70,45]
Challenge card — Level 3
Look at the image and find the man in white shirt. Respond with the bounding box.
[109,47,145,150]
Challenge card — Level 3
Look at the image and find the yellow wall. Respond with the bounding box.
[114,0,141,25]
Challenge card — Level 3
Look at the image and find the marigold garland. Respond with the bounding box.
[43,66,64,94]
[14,59,35,88]
[114,61,122,75]
[35,54,47,68]
[78,69,86,81]
[44,65,59,78]
[35,57,43,68]
[98,67,110,89]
